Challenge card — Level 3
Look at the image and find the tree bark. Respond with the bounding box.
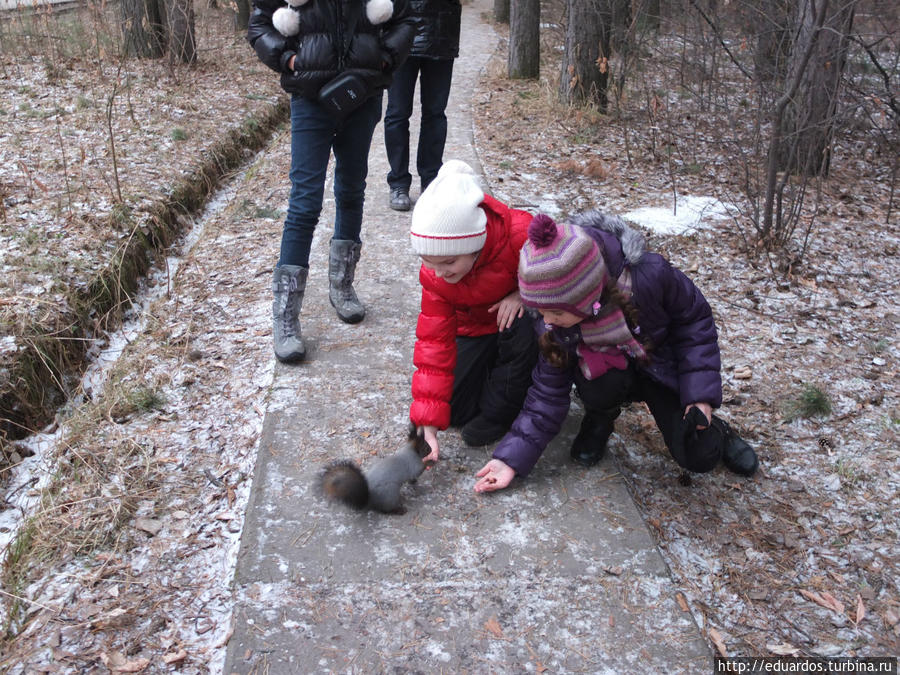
[233,0,251,31]
[752,0,792,83]
[121,0,166,59]
[493,0,510,24]
[508,0,540,78]
[639,0,661,32]
[559,0,611,110]
[778,0,856,176]
[166,0,197,64]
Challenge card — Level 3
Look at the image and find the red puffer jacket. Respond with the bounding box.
[410,194,533,430]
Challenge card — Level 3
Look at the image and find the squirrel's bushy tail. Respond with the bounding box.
[320,460,369,509]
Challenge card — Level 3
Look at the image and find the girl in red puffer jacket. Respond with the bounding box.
[409,161,538,462]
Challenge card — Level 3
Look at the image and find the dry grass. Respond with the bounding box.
[0,2,288,461]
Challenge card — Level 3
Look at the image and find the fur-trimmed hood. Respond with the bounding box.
[273,0,393,36]
[567,209,646,266]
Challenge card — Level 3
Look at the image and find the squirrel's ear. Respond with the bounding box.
[272,6,300,36]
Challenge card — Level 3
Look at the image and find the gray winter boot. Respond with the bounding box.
[328,238,366,324]
[272,264,308,363]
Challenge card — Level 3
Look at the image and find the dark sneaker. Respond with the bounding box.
[570,412,613,467]
[461,416,508,447]
[389,187,411,211]
[714,418,759,476]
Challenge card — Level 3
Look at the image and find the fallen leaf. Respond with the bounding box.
[163,649,187,664]
[855,594,865,624]
[733,366,753,380]
[676,593,690,612]
[819,591,845,615]
[708,627,727,657]
[767,643,799,656]
[799,589,845,615]
[134,518,163,536]
[100,652,150,673]
[484,616,503,638]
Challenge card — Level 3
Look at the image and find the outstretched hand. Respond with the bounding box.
[488,290,524,331]
[474,459,515,492]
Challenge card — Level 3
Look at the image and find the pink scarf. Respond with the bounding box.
[576,269,646,380]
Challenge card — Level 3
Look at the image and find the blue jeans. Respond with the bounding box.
[279,92,383,268]
[384,56,454,192]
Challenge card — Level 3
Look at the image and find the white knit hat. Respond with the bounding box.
[410,160,487,256]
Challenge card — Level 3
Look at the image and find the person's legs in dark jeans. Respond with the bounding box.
[326,94,382,323]
[416,58,454,191]
[384,58,421,193]
[332,94,383,243]
[273,95,338,361]
[280,95,337,268]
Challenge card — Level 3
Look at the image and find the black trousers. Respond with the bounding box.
[449,315,538,428]
[575,362,721,473]
[384,56,455,191]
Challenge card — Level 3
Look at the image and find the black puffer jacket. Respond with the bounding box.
[248,0,416,99]
[408,0,461,59]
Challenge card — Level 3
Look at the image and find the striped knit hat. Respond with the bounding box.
[410,160,488,257]
[518,214,608,317]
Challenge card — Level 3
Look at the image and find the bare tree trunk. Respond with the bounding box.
[494,0,509,24]
[559,0,611,110]
[609,0,632,54]
[233,0,251,31]
[121,0,166,58]
[752,0,791,84]
[166,0,197,64]
[761,0,827,242]
[508,0,540,78]
[639,0,661,32]
[778,0,856,177]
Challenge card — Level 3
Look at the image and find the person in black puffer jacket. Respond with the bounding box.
[248,0,415,363]
[383,0,461,212]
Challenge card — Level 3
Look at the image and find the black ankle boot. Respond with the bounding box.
[713,418,759,477]
[570,411,615,467]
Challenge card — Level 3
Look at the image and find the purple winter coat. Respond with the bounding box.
[492,210,722,478]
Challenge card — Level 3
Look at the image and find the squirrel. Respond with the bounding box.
[320,424,431,514]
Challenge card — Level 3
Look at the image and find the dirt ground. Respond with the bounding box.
[0,3,898,671]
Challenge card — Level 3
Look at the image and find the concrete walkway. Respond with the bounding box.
[224,1,711,672]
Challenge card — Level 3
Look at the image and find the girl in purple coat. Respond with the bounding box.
[474,211,758,493]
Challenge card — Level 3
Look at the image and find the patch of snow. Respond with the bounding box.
[623,195,733,235]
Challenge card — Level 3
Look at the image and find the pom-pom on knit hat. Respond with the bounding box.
[518,214,609,317]
[410,160,488,257]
